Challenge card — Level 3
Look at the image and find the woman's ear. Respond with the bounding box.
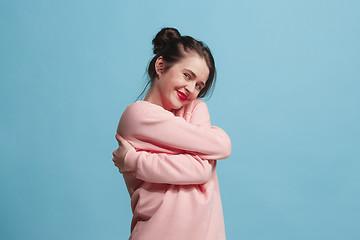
[155,56,165,78]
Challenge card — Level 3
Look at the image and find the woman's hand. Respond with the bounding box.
[112,134,133,173]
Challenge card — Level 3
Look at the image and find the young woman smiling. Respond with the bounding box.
[112,28,231,240]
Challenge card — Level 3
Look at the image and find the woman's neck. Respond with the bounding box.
[145,86,162,107]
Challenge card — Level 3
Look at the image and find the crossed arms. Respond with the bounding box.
[116,99,231,185]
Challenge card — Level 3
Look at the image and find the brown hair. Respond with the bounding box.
[139,27,216,99]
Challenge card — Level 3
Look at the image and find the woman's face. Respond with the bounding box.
[151,53,209,111]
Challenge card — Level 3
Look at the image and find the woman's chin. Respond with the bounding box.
[167,96,190,111]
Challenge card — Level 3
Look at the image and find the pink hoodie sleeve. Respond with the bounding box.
[120,99,227,185]
[123,149,215,184]
[117,100,231,160]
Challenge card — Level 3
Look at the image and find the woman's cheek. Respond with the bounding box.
[189,95,197,101]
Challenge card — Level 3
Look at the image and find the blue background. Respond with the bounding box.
[1,0,359,239]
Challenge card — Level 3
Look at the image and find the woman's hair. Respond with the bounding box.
[138,27,216,99]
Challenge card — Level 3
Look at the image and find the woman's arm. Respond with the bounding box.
[114,100,226,184]
[114,134,215,185]
[117,99,231,160]
[124,148,215,185]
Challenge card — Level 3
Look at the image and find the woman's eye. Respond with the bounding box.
[184,73,190,80]
[195,83,202,91]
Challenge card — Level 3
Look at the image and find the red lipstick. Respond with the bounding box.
[177,91,188,101]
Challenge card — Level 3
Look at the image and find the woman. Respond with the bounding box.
[113,28,231,240]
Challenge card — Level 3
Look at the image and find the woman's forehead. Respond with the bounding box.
[176,55,209,79]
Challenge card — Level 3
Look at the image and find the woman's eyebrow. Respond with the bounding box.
[185,68,205,86]
[184,68,197,78]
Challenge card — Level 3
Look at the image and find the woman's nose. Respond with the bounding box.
[185,82,196,94]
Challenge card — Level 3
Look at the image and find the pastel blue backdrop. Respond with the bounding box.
[1,0,359,239]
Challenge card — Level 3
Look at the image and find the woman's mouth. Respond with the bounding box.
[177,90,188,101]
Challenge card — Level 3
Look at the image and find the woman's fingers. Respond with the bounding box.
[112,146,125,172]
[115,134,124,144]
[113,134,133,173]
[115,134,133,150]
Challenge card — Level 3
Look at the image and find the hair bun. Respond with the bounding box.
[152,28,181,55]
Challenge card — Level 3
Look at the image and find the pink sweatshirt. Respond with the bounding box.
[117,99,231,240]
